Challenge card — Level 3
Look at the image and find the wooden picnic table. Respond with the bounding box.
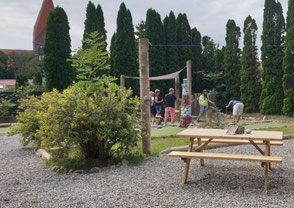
[168,128,283,191]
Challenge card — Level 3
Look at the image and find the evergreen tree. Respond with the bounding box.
[44,7,73,91]
[260,0,285,114]
[83,1,98,49]
[240,15,261,113]
[176,13,193,68]
[114,3,138,95]
[146,9,166,92]
[110,32,117,77]
[96,4,107,52]
[191,27,202,92]
[282,0,294,116]
[135,20,147,39]
[165,12,179,76]
[202,36,216,73]
[224,19,241,100]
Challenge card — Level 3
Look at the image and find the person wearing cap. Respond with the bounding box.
[154,89,163,117]
[198,89,215,122]
[164,88,177,126]
[226,100,244,123]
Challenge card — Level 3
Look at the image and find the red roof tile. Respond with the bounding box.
[33,0,54,41]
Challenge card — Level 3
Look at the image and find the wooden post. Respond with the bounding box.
[120,75,125,87]
[139,38,151,155]
[175,74,180,110]
[186,60,192,104]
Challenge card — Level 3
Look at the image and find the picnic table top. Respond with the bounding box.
[176,128,283,141]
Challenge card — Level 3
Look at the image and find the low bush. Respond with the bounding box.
[10,78,141,161]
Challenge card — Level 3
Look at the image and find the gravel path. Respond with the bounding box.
[1,135,294,208]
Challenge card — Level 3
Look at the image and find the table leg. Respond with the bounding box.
[197,138,205,166]
[182,138,194,184]
[264,141,270,191]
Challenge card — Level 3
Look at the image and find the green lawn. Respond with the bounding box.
[0,127,10,135]
[151,126,185,138]
[259,126,294,135]
[244,122,294,130]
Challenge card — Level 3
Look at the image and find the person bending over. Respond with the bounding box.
[164,88,177,126]
[226,100,244,123]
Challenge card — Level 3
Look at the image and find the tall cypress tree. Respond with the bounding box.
[96,4,107,52]
[191,27,202,92]
[260,0,285,114]
[240,15,261,113]
[43,7,73,91]
[282,0,294,116]
[109,32,117,77]
[224,19,241,100]
[83,1,98,49]
[146,9,166,92]
[176,13,193,68]
[114,3,138,95]
[165,12,179,73]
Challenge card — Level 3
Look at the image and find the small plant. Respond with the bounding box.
[0,98,15,117]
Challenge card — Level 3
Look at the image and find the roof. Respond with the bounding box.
[0,49,34,55]
[0,79,34,86]
[33,0,54,41]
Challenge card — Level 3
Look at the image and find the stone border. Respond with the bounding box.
[35,148,129,174]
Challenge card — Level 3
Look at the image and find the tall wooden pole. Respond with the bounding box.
[186,60,192,103]
[139,38,151,155]
[175,74,180,110]
[120,75,125,87]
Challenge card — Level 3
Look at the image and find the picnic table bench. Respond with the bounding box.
[168,129,283,191]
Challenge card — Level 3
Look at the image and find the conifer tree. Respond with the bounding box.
[110,32,117,77]
[282,0,294,116]
[260,0,285,114]
[165,11,179,74]
[224,19,241,100]
[135,20,147,39]
[176,13,193,68]
[191,27,202,92]
[83,1,98,49]
[146,9,166,92]
[43,7,73,91]
[114,3,138,95]
[240,15,261,113]
[96,4,107,52]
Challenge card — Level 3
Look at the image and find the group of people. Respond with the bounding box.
[148,88,245,127]
[149,88,177,126]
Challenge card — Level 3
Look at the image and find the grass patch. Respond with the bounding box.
[150,137,189,156]
[259,126,294,135]
[243,113,294,122]
[244,122,294,130]
[151,126,185,139]
[0,127,9,135]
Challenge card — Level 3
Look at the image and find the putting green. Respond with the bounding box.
[244,122,294,129]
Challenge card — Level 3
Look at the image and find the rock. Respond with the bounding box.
[263,116,267,121]
[110,165,116,169]
[73,170,83,174]
[68,169,74,173]
[90,167,100,173]
[116,162,121,167]
[122,159,129,166]
[52,166,59,172]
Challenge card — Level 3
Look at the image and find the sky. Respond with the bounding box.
[0,0,289,52]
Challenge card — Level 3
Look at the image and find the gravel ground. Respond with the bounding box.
[1,135,294,208]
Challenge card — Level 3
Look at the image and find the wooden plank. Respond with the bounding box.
[197,138,205,166]
[194,138,213,152]
[182,138,194,184]
[249,140,265,155]
[168,151,283,163]
[197,138,283,146]
[264,141,270,191]
[177,129,283,141]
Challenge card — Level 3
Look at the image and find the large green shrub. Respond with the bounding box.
[0,98,15,117]
[10,79,140,161]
